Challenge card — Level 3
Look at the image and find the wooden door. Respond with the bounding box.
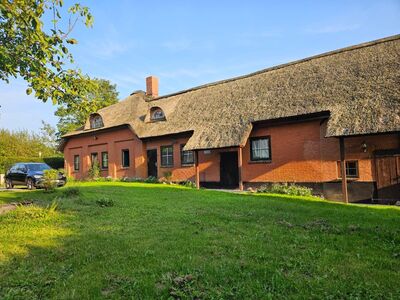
[220,152,239,188]
[147,149,158,178]
[375,155,400,200]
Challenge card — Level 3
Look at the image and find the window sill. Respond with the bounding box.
[337,177,359,181]
[160,165,173,168]
[120,166,130,170]
[181,163,194,167]
[248,160,272,164]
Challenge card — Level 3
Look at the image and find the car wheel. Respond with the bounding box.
[5,179,13,189]
[27,178,36,190]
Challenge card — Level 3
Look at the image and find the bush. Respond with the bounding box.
[43,156,64,169]
[93,176,114,182]
[61,187,81,198]
[0,156,64,174]
[162,171,173,184]
[96,196,114,207]
[88,160,100,180]
[43,169,59,192]
[144,176,159,183]
[179,180,196,188]
[257,183,312,196]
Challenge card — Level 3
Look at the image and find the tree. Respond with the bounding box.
[0,128,58,172]
[55,78,119,136]
[0,0,94,104]
[40,120,58,150]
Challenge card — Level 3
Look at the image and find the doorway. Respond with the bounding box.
[374,150,400,201]
[220,151,239,188]
[147,149,158,178]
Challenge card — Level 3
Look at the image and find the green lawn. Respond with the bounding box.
[0,182,399,299]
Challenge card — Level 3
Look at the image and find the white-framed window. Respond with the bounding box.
[90,114,104,129]
[74,155,80,171]
[250,136,271,161]
[150,107,165,121]
[181,144,194,165]
[161,145,173,167]
[101,152,108,170]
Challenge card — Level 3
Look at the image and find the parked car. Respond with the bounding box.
[4,163,66,190]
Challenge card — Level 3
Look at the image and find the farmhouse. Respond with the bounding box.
[60,35,400,202]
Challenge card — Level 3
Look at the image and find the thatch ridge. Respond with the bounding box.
[150,34,400,102]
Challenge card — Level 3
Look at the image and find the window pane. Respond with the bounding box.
[346,161,358,177]
[122,150,130,167]
[102,152,108,169]
[74,155,80,171]
[161,146,173,166]
[251,138,270,160]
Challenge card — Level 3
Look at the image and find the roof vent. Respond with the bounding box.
[146,76,159,98]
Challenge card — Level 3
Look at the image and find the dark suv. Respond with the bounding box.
[5,163,66,190]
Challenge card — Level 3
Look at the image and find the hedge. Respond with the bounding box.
[0,156,64,173]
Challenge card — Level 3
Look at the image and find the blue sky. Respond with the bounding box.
[1,0,399,132]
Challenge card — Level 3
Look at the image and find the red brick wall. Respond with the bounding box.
[64,122,399,184]
[64,127,146,179]
[243,120,399,183]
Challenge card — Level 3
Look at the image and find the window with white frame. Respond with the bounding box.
[180,144,194,165]
[161,145,173,167]
[250,136,271,161]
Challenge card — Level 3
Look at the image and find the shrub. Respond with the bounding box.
[0,156,64,174]
[179,180,196,188]
[96,196,114,207]
[257,183,312,196]
[61,187,81,198]
[93,176,114,182]
[42,169,59,192]
[43,156,64,169]
[162,171,173,184]
[144,176,159,183]
[88,160,100,180]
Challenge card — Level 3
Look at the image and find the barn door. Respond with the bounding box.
[375,153,400,201]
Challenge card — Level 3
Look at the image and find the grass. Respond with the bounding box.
[0,182,399,299]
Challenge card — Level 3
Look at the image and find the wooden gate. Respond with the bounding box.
[374,151,400,201]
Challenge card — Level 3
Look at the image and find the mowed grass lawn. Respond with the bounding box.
[0,182,399,299]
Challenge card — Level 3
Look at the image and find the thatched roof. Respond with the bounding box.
[63,35,400,151]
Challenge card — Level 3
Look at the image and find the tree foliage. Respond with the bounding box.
[40,120,58,149]
[0,128,61,172]
[55,78,119,136]
[0,0,94,104]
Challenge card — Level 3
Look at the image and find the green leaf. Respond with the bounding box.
[66,38,78,45]
[26,88,32,95]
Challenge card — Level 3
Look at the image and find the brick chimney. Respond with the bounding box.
[146,76,159,98]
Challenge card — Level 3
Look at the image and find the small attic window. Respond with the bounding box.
[150,107,165,121]
[90,114,104,129]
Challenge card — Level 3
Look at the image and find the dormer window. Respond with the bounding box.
[90,114,104,129]
[150,107,165,121]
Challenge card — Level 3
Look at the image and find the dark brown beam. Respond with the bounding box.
[339,137,349,204]
[195,150,200,189]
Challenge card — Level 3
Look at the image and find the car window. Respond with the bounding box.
[27,164,51,171]
[17,164,27,172]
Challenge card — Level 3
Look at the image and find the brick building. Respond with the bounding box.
[60,35,400,202]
